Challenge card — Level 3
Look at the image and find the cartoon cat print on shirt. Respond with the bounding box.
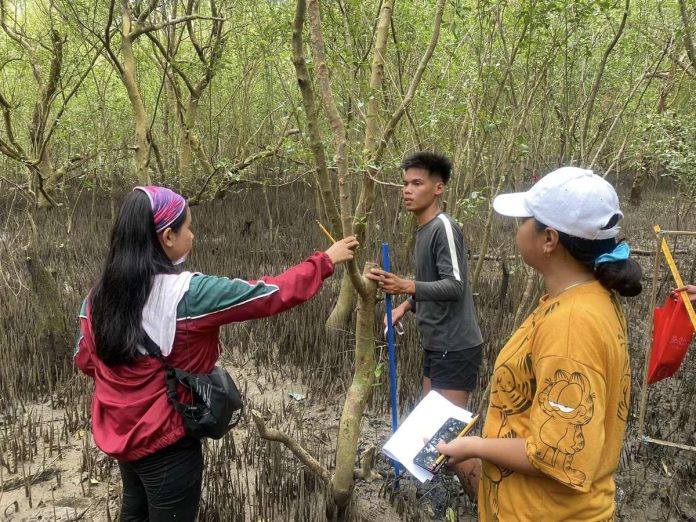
[532,370,595,488]
[490,352,536,420]
[482,431,517,522]
[617,356,630,423]
[610,293,631,423]
[485,352,536,520]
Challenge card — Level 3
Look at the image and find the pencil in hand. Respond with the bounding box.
[316,219,336,244]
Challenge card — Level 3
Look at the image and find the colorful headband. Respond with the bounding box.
[133,186,186,233]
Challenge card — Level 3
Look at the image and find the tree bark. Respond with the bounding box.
[325,270,357,331]
[175,1,225,181]
[120,2,150,184]
[306,0,365,297]
[292,0,343,238]
[179,100,198,180]
[321,0,394,333]
[32,154,61,208]
[27,29,62,207]
[679,0,696,72]
[352,0,394,245]
[329,263,378,514]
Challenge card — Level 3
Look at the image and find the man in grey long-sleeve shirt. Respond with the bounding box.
[368,152,483,409]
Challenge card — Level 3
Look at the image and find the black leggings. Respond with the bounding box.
[118,436,203,522]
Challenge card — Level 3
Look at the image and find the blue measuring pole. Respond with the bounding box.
[382,242,400,485]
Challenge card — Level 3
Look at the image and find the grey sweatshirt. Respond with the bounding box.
[407,212,483,352]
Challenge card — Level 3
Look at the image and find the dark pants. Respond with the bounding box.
[118,436,203,522]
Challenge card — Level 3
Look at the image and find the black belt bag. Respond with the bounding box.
[143,333,243,439]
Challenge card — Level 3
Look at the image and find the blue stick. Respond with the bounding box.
[382,242,400,486]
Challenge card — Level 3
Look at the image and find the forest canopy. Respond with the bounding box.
[0,0,695,210]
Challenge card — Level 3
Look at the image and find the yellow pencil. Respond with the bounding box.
[433,414,480,468]
[316,220,336,244]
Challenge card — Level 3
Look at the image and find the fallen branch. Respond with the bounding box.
[1,466,58,492]
[250,409,331,485]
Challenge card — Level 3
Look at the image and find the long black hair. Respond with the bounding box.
[90,190,187,366]
[534,218,642,297]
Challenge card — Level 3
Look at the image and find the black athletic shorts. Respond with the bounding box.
[422,344,483,391]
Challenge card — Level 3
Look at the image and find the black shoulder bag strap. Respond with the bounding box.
[141,332,190,415]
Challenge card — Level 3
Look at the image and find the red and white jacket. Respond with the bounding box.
[75,252,333,461]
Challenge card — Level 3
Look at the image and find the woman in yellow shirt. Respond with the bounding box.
[437,167,642,521]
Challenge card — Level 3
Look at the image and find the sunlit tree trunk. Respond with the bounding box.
[328,264,377,516]
[120,2,150,184]
[254,1,446,517]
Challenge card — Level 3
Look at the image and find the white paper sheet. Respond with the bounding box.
[382,390,473,482]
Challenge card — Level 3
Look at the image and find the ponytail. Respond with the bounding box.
[534,219,642,297]
[594,259,642,297]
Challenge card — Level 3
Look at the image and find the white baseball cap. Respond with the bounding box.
[493,167,623,240]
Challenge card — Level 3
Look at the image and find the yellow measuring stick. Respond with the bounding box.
[654,225,696,329]
[433,414,480,468]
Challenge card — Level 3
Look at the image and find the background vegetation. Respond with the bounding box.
[1,0,694,208]
[1,0,695,520]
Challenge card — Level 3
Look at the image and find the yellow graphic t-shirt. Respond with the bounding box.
[479,280,630,522]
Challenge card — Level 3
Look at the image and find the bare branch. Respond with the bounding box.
[358,0,383,65]
[290,0,343,238]
[190,125,298,205]
[39,41,104,156]
[581,0,630,156]
[0,139,23,161]
[28,164,61,208]
[0,0,36,58]
[186,0,206,63]
[64,152,100,174]
[0,91,26,158]
[306,1,350,228]
[146,32,198,94]
[351,0,393,248]
[679,0,696,71]
[103,0,121,73]
[375,0,446,162]
[130,14,224,40]
[251,410,331,485]
[364,168,401,188]
[306,0,365,297]
[589,44,669,169]
[136,0,160,26]
[31,30,63,153]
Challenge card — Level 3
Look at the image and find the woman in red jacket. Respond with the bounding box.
[74,186,357,521]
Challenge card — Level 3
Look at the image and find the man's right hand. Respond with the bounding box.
[383,301,410,329]
[367,268,415,295]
